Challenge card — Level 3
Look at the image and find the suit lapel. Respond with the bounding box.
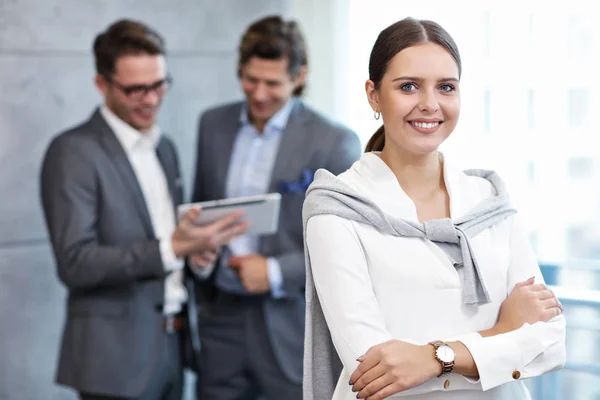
[155,138,182,208]
[91,110,155,239]
[212,104,242,199]
[269,101,310,191]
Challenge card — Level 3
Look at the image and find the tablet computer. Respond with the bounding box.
[177,193,282,236]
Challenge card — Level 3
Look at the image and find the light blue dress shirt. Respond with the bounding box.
[214,99,296,298]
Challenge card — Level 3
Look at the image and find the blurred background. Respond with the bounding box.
[0,0,598,399]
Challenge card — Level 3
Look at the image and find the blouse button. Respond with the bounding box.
[512,370,521,380]
[444,379,450,389]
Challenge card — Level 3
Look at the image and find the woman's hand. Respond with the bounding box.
[494,277,563,335]
[349,340,439,400]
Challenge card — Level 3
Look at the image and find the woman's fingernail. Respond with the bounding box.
[348,379,353,385]
[356,355,364,362]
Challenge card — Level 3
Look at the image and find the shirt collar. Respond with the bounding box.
[100,105,161,152]
[347,151,464,222]
[239,97,296,133]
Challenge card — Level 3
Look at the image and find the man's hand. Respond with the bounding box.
[229,254,270,294]
[171,208,249,258]
[190,248,221,268]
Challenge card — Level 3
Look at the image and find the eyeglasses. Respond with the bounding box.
[104,75,173,100]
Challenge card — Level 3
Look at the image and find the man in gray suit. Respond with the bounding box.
[40,20,247,400]
[190,15,362,400]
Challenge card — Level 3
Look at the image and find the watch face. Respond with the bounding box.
[436,345,455,363]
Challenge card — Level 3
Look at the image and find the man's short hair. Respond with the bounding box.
[238,16,308,96]
[93,19,165,77]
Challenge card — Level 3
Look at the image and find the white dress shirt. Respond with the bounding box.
[306,152,566,399]
[101,106,187,315]
[193,100,295,297]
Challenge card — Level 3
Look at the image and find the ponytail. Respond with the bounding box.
[365,125,385,152]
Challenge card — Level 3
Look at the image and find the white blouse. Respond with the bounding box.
[306,152,566,399]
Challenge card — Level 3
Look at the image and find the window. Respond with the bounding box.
[567,157,594,180]
[483,10,492,57]
[568,14,593,60]
[567,88,590,129]
[527,88,535,130]
[527,161,536,185]
[567,225,600,259]
[483,88,492,133]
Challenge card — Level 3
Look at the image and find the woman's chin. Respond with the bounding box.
[415,136,449,154]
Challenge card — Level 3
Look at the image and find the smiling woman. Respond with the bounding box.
[303,16,566,400]
[304,2,600,398]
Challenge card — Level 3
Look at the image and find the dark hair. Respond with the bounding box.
[237,15,308,96]
[365,18,462,152]
[93,19,165,78]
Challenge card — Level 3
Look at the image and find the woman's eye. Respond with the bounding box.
[439,84,455,92]
[400,83,417,92]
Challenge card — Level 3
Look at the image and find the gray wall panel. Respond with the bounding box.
[0,1,291,398]
[0,54,99,244]
[0,0,288,53]
[0,244,74,400]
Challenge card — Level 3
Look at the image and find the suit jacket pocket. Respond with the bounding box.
[67,296,130,317]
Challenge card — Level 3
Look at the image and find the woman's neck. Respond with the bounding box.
[379,147,445,201]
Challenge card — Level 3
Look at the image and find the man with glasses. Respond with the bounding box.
[40,19,247,400]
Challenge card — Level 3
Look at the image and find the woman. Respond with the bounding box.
[303,17,566,400]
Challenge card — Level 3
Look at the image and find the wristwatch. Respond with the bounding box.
[429,340,455,377]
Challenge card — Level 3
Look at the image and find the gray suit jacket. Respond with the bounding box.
[40,109,201,397]
[190,100,362,383]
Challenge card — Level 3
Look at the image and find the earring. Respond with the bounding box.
[374,111,381,120]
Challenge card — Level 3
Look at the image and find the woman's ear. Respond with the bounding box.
[365,80,380,112]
